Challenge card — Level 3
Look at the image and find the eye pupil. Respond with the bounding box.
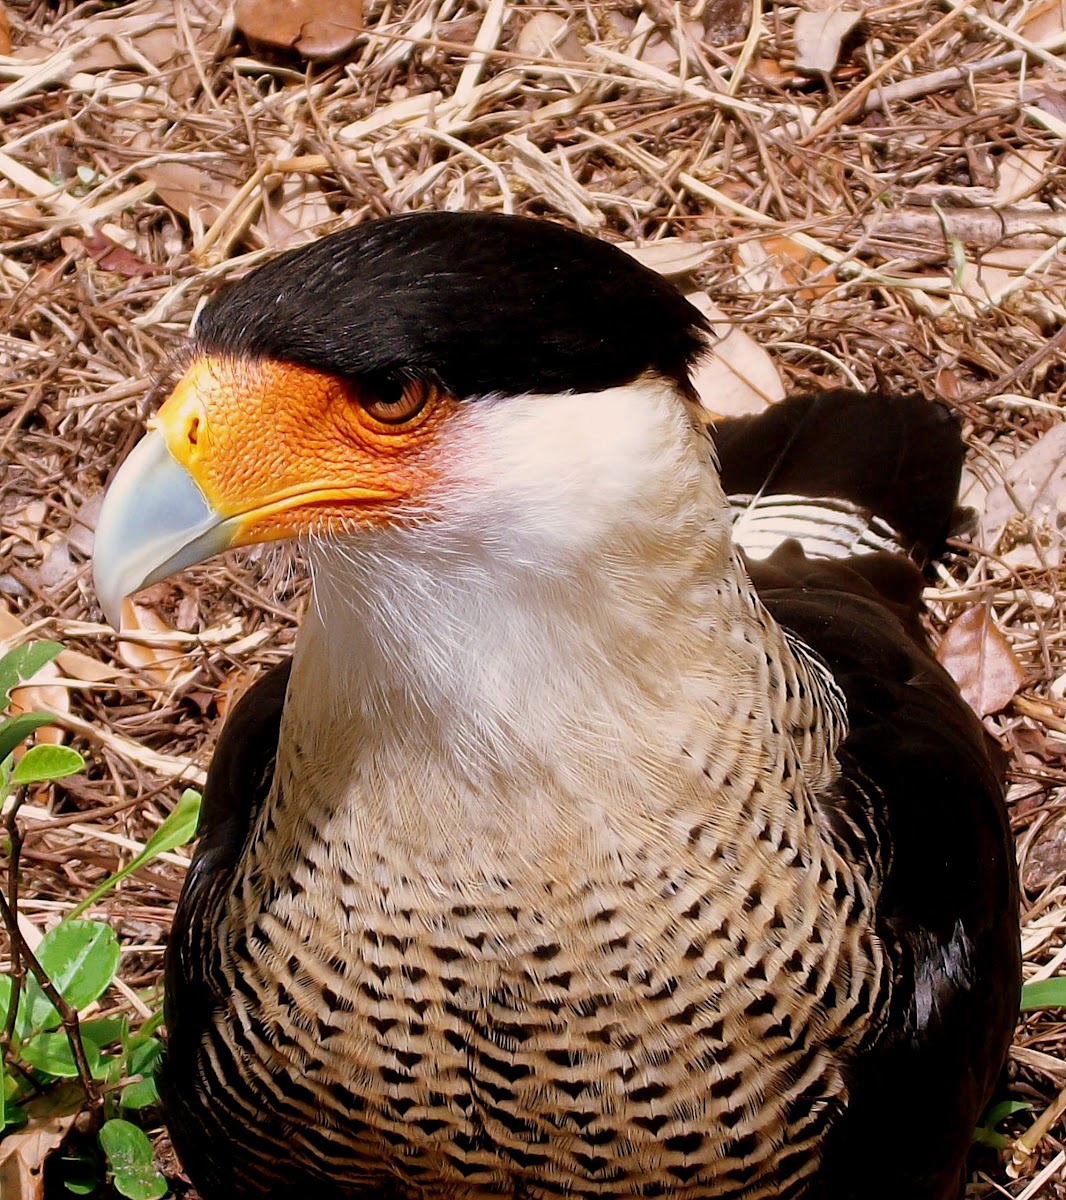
[361,378,434,425]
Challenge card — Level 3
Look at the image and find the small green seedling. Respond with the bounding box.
[99,1119,168,1200]
[1020,977,1066,1013]
[974,1100,1032,1151]
[0,638,200,1197]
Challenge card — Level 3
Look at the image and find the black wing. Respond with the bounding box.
[715,389,967,563]
[723,391,1019,1199]
[752,552,1018,1199]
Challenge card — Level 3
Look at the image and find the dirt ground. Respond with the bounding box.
[1,0,1066,1195]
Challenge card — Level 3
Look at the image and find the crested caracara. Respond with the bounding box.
[93,212,1019,1200]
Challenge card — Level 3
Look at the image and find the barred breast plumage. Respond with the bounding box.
[93,212,1020,1200]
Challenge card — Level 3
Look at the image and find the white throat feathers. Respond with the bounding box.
[258,379,847,877]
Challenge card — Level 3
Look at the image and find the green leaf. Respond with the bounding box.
[0,973,14,1036]
[99,1119,168,1200]
[120,1075,160,1110]
[128,1009,165,1045]
[973,1097,1031,1147]
[82,1015,129,1050]
[1020,977,1066,1011]
[0,712,59,763]
[933,202,967,289]
[64,1178,98,1196]
[984,1099,1031,1125]
[21,921,121,1034]
[1,1102,26,1131]
[972,1125,1010,1150]
[59,1154,100,1195]
[66,790,201,922]
[21,1030,103,1078]
[142,789,201,858]
[126,1036,163,1079]
[0,641,63,708]
[2,1060,18,1101]
[10,744,84,786]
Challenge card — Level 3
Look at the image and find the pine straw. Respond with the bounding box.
[1,0,1065,1194]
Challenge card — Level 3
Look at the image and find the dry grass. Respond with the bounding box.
[1,0,1065,1194]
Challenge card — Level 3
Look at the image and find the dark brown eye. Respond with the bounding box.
[361,378,436,425]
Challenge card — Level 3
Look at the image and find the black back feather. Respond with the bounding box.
[714,389,966,562]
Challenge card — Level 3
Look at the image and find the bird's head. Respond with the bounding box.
[93,212,713,628]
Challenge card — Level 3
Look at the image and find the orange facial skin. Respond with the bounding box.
[152,356,456,545]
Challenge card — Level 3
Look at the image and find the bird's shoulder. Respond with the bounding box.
[184,659,291,889]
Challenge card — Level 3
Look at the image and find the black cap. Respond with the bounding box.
[195,212,709,401]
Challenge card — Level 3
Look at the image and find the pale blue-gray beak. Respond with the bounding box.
[92,431,234,630]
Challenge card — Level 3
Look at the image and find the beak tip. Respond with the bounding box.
[92,564,126,632]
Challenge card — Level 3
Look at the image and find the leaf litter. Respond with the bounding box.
[0,0,1065,1194]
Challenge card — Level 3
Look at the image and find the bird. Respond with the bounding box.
[92,211,1020,1200]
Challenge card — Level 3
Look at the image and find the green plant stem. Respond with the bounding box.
[1,789,26,1064]
[0,815,103,1123]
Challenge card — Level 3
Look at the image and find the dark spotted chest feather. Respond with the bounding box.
[182,791,890,1200]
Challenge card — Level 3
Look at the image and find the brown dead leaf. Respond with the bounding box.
[515,13,583,63]
[70,18,180,75]
[794,7,862,74]
[5,500,47,552]
[1023,811,1066,891]
[621,239,713,279]
[753,58,797,86]
[0,609,66,743]
[935,366,963,402]
[10,659,69,745]
[63,3,220,99]
[995,148,1051,206]
[979,423,1066,568]
[754,235,836,300]
[1027,84,1066,126]
[59,649,123,684]
[254,166,333,252]
[685,291,786,418]
[138,161,240,227]
[0,605,121,686]
[0,4,12,56]
[117,600,195,690]
[937,606,1025,718]
[235,0,363,59]
[0,1084,83,1199]
[1020,0,1066,44]
[77,230,159,278]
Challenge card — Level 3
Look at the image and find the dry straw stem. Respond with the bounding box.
[1,0,1065,1192]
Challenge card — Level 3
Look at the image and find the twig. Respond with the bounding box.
[727,0,764,98]
[49,711,207,786]
[1,791,27,1065]
[862,51,1023,111]
[941,0,1066,78]
[801,6,969,140]
[867,208,1066,247]
[969,322,1066,400]
[453,0,507,108]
